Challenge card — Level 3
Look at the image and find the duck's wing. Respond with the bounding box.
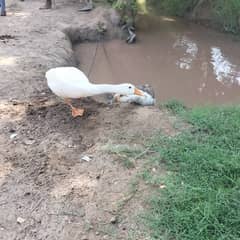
[46,67,90,86]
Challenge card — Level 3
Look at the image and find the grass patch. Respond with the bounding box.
[153,0,197,17]
[143,105,240,240]
[161,99,187,114]
[148,0,240,34]
[213,0,240,34]
[103,143,144,168]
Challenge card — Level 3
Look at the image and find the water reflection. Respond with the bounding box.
[173,35,198,70]
[211,47,240,86]
[174,36,240,88]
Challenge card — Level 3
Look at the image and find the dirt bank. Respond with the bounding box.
[0,1,177,239]
[1,96,177,239]
[0,0,121,101]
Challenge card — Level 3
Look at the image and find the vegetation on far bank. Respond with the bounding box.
[149,0,240,34]
[141,101,240,239]
[107,0,240,34]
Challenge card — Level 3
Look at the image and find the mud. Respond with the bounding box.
[0,96,177,240]
[0,0,121,101]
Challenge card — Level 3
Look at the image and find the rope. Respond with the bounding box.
[87,33,119,83]
[87,40,99,78]
[101,39,121,82]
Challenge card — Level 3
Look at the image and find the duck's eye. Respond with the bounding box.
[129,86,132,89]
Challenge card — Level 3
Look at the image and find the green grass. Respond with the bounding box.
[213,0,240,34]
[106,0,240,34]
[143,104,240,240]
[161,99,187,114]
[153,0,197,17]
[103,143,144,168]
[149,0,240,34]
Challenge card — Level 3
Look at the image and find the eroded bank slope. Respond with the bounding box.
[0,0,120,101]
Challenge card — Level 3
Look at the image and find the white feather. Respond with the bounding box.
[114,91,155,106]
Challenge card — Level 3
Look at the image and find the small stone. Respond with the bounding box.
[24,139,35,145]
[10,133,18,139]
[81,155,92,162]
[17,217,25,224]
[96,174,101,180]
[160,184,166,189]
[110,216,117,224]
[95,232,100,235]
[12,100,19,105]
[81,236,88,240]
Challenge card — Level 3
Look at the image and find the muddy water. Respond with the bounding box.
[74,14,240,106]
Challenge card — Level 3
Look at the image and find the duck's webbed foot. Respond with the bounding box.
[71,107,85,117]
[64,99,85,117]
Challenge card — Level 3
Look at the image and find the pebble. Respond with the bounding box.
[10,133,18,139]
[17,217,25,224]
[24,139,36,145]
[81,155,92,162]
[110,216,118,224]
[160,184,166,189]
[96,174,101,180]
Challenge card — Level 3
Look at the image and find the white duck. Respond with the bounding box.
[46,67,143,117]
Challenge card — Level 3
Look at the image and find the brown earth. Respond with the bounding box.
[0,1,177,239]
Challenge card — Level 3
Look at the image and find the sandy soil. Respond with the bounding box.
[0,1,177,239]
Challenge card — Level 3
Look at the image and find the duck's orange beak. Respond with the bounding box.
[134,88,144,96]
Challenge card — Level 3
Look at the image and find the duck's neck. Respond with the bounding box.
[90,83,123,95]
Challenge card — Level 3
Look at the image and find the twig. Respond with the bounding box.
[87,40,99,78]
[47,212,84,217]
[134,147,155,160]
[31,198,44,213]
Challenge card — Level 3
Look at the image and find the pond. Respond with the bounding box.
[74,14,240,106]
